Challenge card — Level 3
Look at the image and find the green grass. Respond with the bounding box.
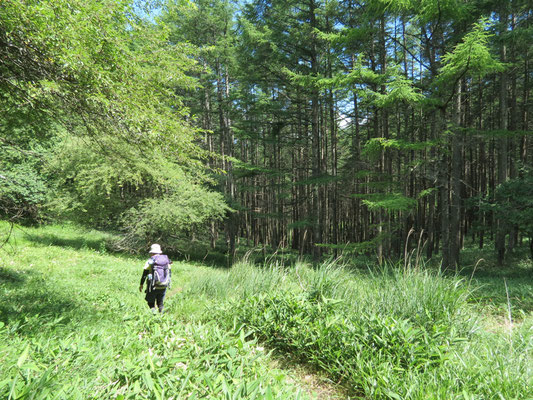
[1,222,532,399]
[0,223,312,399]
[188,261,533,399]
[456,244,533,323]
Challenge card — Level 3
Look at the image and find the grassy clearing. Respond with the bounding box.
[0,223,312,399]
[1,222,532,399]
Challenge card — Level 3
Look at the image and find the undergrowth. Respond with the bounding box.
[187,262,532,399]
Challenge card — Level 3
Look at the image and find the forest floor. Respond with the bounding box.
[1,222,531,399]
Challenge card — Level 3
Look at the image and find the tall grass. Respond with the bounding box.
[187,260,532,399]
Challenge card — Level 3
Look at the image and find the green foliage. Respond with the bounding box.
[358,192,417,213]
[476,169,533,257]
[316,237,386,255]
[438,18,504,88]
[118,182,230,253]
[373,0,472,25]
[42,134,228,252]
[417,187,437,199]
[225,292,451,397]
[0,160,47,222]
[287,219,313,230]
[493,176,533,236]
[373,71,425,108]
[1,0,195,133]
[0,0,230,244]
[362,137,436,159]
[338,56,382,87]
[317,59,423,110]
[45,136,147,225]
[0,111,55,222]
[233,159,286,179]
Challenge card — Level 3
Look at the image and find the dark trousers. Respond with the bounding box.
[145,288,166,313]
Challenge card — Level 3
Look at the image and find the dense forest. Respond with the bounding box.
[1,2,532,398]
[1,0,532,268]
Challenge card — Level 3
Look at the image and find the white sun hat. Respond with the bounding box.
[149,243,162,254]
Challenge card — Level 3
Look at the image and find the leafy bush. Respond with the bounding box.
[0,163,47,222]
[45,136,229,253]
[116,181,230,254]
[0,136,50,222]
[1,0,230,242]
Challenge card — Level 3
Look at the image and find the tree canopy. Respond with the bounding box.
[0,0,228,251]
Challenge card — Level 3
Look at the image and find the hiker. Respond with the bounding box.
[139,243,171,313]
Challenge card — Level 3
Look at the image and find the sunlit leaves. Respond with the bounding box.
[362,137,436,159]
[1,0,228,234]
[438,18,504,85]
[360,192,417,213]
[373,72,424,108]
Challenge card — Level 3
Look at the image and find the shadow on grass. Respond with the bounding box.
[453,245,533,315]
[0,266,28,285]
[170,248,229,268]
[0,268,105,335]
[24,232,107,252]
[467,275,533,315]
[172,249,307,269]
[21,226,306,269]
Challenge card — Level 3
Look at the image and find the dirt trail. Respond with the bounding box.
[270,356,351,400]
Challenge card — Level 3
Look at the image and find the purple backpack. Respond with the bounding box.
[151,255,171,288]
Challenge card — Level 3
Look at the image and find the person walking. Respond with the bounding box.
[139,244,171,313]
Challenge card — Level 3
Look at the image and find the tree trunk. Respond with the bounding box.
[449,80,463,269]
[309,0,321,263]
[496,8,509,266]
